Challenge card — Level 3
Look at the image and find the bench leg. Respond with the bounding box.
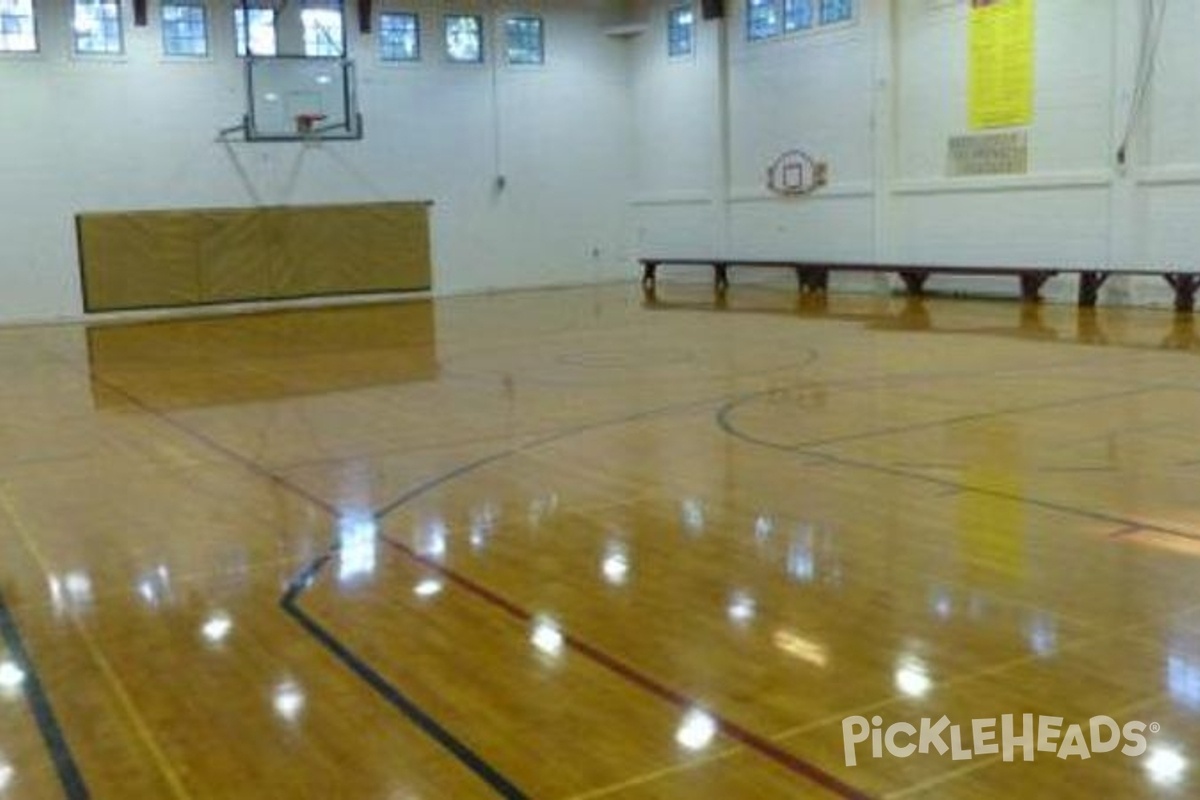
[1019,271,1055,302]
[1165,273,1200,312]
[1077,271,1109,308]
[810,268,830,293]
[898,271,929,296]
[713,263,729,293]
[641,262,658,291]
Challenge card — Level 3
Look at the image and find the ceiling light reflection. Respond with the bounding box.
[894,656,933,698]
[273,680,306,723]
[1027,613,1057,657]
[0,661,26,693]
[681,498,705,534]
[201,613,233,644]
[527,493,559,527]
[416,517,449,561]
[530,617,565,658]
[1168,651,1200,710]
[675,708,718,751]
[414,579,444,598]
[930,587,953,620]
[1144,745,1188,787]
[772,630,828,668]
[62,572,93,608]
[338,514,378,583]
[0,761,12,792]
[754,514,774,541]
[787,539,815,583]
[601,543,630,586]
[727,591,756,624]
[470,503,499,550]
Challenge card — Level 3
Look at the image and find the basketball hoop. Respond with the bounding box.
[294,113,327,136]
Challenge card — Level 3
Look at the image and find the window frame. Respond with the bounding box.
[161,1,209,59]
[443,12,483,64]
[746,0,854,43]
[378,9,420,64]
[0,0,39,54]
[504,15,543,66]
[71,0,124,57]
[666,3,694,59]
[301,5,344,58]
[783,0,814,33]
[234,5,276,57]
[817,0,854,27]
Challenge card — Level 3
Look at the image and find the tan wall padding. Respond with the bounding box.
[78,202,432,312]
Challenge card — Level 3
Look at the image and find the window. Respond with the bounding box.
[667,4,693,57]
[504,16,542,65]
[784,0,813,32]
[747,0,778,40]
[379,11,418,62]
[0,0,37,52]
[749,0,848,41]
[162,2,208,57]
[234,6,275,56]
[819,0,852,25]
[302,7,343,56]
[444,14,481,63]
[73,0,122,55]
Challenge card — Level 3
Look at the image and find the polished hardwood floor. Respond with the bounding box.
[1,283,1198,798]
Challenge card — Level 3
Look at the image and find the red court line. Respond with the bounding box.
[379,536,874,800]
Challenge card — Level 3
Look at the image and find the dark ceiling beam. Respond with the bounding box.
[358,0,372,33]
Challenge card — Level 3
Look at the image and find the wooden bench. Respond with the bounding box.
[637,258,1200,312]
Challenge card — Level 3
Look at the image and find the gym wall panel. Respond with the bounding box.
[77,201,432,313]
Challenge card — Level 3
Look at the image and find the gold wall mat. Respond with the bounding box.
[77,201,432,312]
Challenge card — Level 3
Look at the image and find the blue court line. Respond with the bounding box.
[0,587,89,799]
[280,559,530,800]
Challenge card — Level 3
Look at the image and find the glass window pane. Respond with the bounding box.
[380,11,419,62]
[505,16,542,65]
[444,14,481,63]
[783,0,813,32]
[162,3,208,57]
[73,0,123,55]
[302,7,343,56]
[235,7,276,57]
[819,0,852,25]
[667,4,693,57]
[747,0,780,41]
[0,0,37,52]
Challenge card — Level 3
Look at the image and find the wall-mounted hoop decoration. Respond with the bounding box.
[766,150,827,196]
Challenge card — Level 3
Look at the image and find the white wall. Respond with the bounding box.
[0,0,632,322]
[627,0,1200,307]
[12,0,1200,322]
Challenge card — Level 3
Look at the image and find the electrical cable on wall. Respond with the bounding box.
[1117,0,1167,166]
[490,0,505,191]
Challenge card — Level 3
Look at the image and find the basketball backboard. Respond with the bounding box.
[236,56,363,142]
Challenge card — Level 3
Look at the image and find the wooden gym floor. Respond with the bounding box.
[1,283,1198,799]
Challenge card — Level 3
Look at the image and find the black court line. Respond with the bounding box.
[715,391,1200,543]
[718,384,1164,451]
[280,562,529,800]
[373,348,821,519]
[375,536,875,800]
[87,373,340,517]
[0,587,89,799]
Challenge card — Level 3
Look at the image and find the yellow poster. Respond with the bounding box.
[968,0,1035,129]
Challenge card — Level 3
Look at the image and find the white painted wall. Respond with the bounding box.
[11,0,1200,322]
[0,0,632,322]
[627,0,1200,307]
